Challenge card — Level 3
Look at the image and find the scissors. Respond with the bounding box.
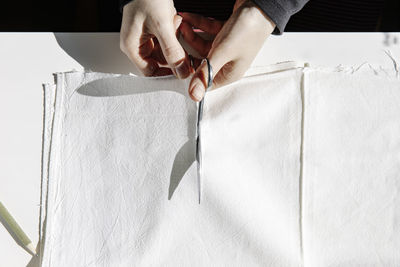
[195,57,213,204]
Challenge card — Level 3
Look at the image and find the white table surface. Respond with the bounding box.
[0,32,399,267]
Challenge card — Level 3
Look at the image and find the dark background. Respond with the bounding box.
[0,0,399,32]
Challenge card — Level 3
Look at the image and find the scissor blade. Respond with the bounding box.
[195,135,201,204]
[195,58,212,204]
[197,161,201,204]
[196,99,204,204]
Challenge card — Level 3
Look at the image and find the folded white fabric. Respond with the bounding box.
[40,62,400,266]
[41,63,304,266]
[302,68,400,266]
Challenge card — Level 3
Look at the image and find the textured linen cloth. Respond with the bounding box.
[40,63,303,266]
[40,62,400,266]
[302,68,400,266]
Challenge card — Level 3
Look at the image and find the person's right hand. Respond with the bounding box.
[179,1,275,102]
[120,0,192,78]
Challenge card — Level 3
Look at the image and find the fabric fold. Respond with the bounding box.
[40,62,400,266]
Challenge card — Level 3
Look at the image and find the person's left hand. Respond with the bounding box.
[179,0,276,101]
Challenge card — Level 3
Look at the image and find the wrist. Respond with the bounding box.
[238,1,276,34]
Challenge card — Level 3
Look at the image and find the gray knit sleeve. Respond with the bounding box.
[251,0,309,34]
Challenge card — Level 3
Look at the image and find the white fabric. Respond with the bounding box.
[41,63,303,266]
[302,69,400,266]
[40,63,400,266]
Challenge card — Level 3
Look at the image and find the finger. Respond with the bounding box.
[179,21,212,58]
[188,35,251,101]
[173,14,182,31]
[212,60,246,89]
[188,48,228,101]
[138,38,154,59]
[133,35,169,67]
[209,46,248,89]
[142,14,182,65]
[155,21,191,79]
[151,40,193,74]
[120,23,161,76]
[178,12,224,35]
[150,40,168,65]
[151,15,183,66]
[122,40,160,76]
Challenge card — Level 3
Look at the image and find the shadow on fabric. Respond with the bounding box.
[76,76,196,201]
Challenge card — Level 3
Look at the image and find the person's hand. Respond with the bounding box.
[179,0,276,101]
[120,0,192,78]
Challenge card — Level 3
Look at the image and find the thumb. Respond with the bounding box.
[188,49,227,102]
[156,19,190,79]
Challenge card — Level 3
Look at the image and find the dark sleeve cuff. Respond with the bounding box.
[251,0,309,34]
[119,0,133,13]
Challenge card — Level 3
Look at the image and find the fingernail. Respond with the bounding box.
[175,60,190,79]
[190,83,204,101]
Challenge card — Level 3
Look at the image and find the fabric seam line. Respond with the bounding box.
[299,68,306,266]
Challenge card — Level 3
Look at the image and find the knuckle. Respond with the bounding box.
[120,34,132,51]
[120,40,133,55]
